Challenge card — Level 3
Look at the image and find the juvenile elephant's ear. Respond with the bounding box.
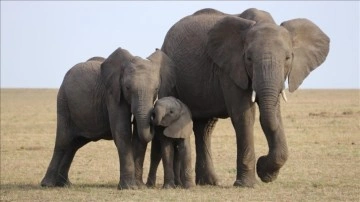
[281,19,330,92]
[101,48,133,103]
[163,101,193,139]
[147,49,176,98]
[207,16,255,89]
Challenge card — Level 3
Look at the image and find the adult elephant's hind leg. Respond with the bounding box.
[193,118,219,185]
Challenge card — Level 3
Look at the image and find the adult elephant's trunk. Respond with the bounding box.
[253,57,288,183]
[132,96,154,143]
[256,85,288,183]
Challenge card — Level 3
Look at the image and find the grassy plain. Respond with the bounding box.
[1,89,359,201]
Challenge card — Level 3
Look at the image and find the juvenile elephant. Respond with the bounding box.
[146,97,194,189]
[40,47,175,189]
[160,8,330,187]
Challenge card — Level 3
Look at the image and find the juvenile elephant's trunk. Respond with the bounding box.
[150,106,166,126]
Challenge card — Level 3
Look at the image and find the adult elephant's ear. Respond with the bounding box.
[163,101,193,139]
[101,47,133,104]
[281,19,330,92]
[147,49,176,98]
[207,16,255,90]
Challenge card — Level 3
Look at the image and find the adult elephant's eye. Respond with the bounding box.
[247,57,252,62]
[285,56,290,61]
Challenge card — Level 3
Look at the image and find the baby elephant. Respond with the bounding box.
[147,97,195,189]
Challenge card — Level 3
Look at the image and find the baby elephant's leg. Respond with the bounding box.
[161,138,176,189]
[178,138,195,188]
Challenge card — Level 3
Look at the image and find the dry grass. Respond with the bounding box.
[1,89,359,201]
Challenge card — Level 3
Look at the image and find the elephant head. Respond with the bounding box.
[151,97,193,139]
[101,48,175,143]
[207,7,329,127]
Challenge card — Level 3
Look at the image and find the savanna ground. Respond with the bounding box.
[1,89,359,201]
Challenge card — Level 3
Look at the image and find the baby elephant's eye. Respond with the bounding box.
[169,110,174,114]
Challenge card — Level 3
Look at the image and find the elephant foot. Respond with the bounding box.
[146,179,156,188]
[182,181,195,189]
[233,178,256,188]
[233,169,257,188]
[118,179,138,190]
[41,174,71,187]
[196,172,219,186]
[135,180,147,189]
[162,182,176,189]
[256,156,280,183]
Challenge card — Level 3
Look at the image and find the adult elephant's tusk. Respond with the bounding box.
[281,90,288,102]
[251,91,256,102]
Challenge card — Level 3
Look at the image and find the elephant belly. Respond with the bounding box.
[175,70,228,119]
[69,104,112,140]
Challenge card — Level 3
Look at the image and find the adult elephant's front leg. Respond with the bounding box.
[231,104,257,187]
[193,118,219,185]
[220,76,257,187]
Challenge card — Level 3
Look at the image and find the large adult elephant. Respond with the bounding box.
[40,47,174,189]
[159,8,330,187]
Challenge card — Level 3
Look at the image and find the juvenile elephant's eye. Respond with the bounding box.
[285,56,290,61]
[169,110,174,114]
[247,57,252,62]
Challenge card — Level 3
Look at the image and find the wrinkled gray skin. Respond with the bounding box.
[145,97,194,189]
[40,47,175,189]
[160,8,330,187]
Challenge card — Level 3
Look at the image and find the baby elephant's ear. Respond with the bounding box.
[163,103,193,139]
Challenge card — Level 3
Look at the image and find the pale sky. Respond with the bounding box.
[1,1,359,89]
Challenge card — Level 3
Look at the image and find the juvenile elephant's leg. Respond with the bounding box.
[41,148,66,187]
[193,118,219,185]
[161,138,176,189]
[132,120,148,188]
[41,112,71,187]
[108,100,137,190]
[257,104,288,183]
[173,148,182,187]
[179,139,195,189]
[56,137,91,186]
[146,136,161,187]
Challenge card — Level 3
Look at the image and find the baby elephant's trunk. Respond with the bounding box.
[150,107,165,126]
